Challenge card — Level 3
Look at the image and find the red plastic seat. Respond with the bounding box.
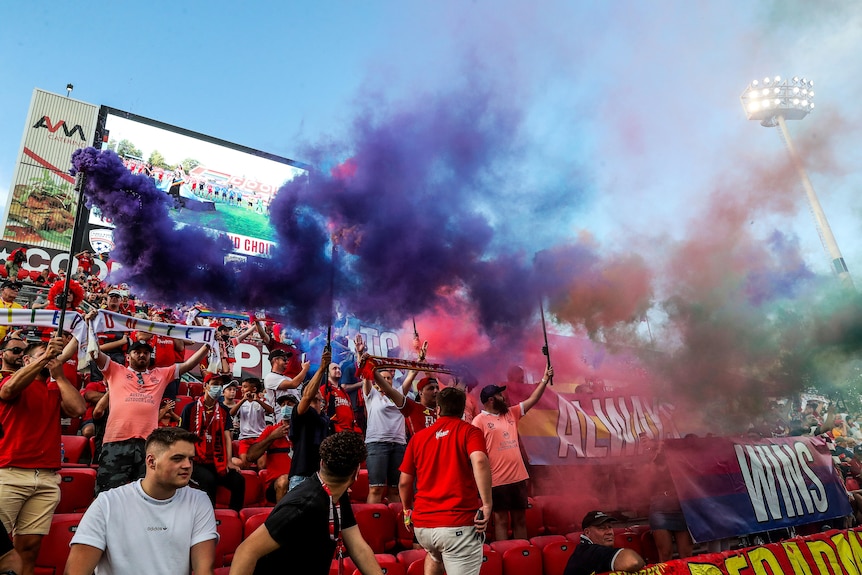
[480,545,503,575]
[61,435,91,467]
[330,557,357,575]
[565,531,583,543]
[352,503,397,553]
[640,530,659,564]
[489,538,531,555]
[61,417,82,437]
[525,497,545,537]
[239,506,271,525]
[406,559,425,575]
[388,502,415,549]
[529,534,567,551]
[173,395,195,416]
[243,512,271,539]
[396,548,427,566]
[542,540,576,575]
[188,382,204,397]
[56,468,96,513]
[352,554,403,575]
[499,543,541,575]
[349,468,369,502]
[35,513,83,575]
[214,509,242,567]
[614,528,642,556]
[177,381,189,395]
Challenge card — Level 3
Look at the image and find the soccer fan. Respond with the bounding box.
[89,329,211,493]
[230,377,274,468]
[0,337,86,575]
[180,375,245,511]
[399,387,492,575]
[252,316,302,377]
[0,280,24,342]
[562,511,645,575]
[355,335,406,503]
[66,428,218,575]
[286,350,331,491]
[246,395,297,503]
[263,349,309,407]
[230,431,383,575]
[472,365,553,541]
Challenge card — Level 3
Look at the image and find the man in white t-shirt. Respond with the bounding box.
[263,349,309,407]
[65,427,218,575]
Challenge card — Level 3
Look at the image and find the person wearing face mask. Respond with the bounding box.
[179,375,245,511]
[246,395,297,503]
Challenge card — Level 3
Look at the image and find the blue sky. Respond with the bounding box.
[1,0,861,308]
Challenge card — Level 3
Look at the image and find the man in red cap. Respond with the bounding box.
[563,511,644,575]
[471,364,553,541]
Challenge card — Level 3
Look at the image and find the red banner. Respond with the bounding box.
[631,529,862,575]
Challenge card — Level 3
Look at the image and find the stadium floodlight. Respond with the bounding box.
[740,76,854,289]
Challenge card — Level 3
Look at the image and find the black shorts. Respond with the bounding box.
[492,480,529,511]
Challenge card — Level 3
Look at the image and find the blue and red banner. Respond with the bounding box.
[663,436,852,543]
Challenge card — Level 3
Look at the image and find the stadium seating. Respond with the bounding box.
[529,534,567,551]
[330,557,357,575]
[188,382,204,397]
[243,511,271,539]
[56,468,96,513]
[215,469,263,508]
[565,531,583,543]
[214,509,243,567]
[640,530,659,564]
[239,506,271,525]
[352,503,397,553]
[173,395,195,417]
[351,554,403,575]
[525,497,545,537]
[542,540,576,575]
[480,545,503,575]
[395,548,427,566]
[60,434,91,467]
[349,468,369,503]
[490,540,541,575]
[614,527,643,556]
[406,559,425,575]
[34,513,83,575]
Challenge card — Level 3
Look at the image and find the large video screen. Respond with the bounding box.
[91,108,308,259]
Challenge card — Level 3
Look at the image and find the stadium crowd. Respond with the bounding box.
[0,267,860,575]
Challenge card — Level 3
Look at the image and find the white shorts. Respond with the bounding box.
[415,525,483,575]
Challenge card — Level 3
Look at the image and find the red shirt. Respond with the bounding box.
[81,381,107,421]
[399,397,437,438]
[321,383,359,433]
[0,374,62,468]
[257,423,292,488]
[399,416,487,528]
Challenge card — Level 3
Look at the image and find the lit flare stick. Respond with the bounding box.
[539,300,554,386]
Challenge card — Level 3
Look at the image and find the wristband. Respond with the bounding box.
[403,508,413,528]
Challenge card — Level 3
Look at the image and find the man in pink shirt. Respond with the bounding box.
[471,365,553,541]
[93,339,211,493]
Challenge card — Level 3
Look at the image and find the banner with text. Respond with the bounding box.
[630,528,862,575]
[503,384,682,466]
[662,436,851,543]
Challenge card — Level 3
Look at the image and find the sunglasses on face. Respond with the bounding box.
[3,348,25,354]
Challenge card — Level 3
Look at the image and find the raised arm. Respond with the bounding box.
[235,323,257,344]
[50,358,86,417]
[297,349,331,415]
[521,365,553,414]
[370,363,405,408]
[252,318,272,345]
[179,344,211,376]
[0,337,64,401]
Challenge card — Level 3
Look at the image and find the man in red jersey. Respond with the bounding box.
[0,337,86,575]
[399,387,491,575]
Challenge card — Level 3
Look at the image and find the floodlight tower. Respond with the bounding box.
[740,75,854,289]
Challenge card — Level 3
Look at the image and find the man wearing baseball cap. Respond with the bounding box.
[0,280,23,342]
[471,364,553,541]
[563,511,645,575]
[88,324,212,493]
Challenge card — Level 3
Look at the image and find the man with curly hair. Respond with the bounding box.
[231,431,383,575]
